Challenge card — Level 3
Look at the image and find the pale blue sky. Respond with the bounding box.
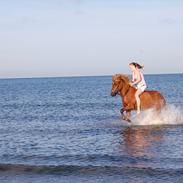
[0,0,183,78]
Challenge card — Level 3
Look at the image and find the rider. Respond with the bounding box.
[129,62,147,115]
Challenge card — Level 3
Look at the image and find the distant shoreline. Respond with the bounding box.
[0,73,182,80]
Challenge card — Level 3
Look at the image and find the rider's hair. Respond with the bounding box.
[129,62,144,69]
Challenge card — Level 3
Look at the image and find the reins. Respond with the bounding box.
[123,84,131,96]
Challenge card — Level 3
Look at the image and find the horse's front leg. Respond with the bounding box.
[120,108,126,120]
[120,108,131,122]
[125,110,131,122]
[122,103,133,122]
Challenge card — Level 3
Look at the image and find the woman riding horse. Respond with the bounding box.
[129,62,147,115]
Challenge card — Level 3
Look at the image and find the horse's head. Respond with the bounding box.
[111,74,130,97]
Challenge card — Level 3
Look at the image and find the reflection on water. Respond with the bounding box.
[122,126,164,158]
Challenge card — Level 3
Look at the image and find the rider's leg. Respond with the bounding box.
[135,89,143,114]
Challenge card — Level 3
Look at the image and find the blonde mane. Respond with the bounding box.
[120,74,130,84]
[114,74,130,84]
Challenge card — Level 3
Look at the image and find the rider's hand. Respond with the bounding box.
[129,82,133,87]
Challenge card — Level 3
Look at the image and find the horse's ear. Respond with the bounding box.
[125,74,129,78]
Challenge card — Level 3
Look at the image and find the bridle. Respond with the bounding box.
[113,79,131,96]
[112,79,122,95]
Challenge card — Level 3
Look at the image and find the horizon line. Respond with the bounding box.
[0,72,182,80]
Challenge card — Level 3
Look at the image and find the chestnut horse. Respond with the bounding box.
[111,74,166,122]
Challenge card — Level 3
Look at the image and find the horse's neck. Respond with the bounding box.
[120,84,137,98]
[120,83,131,97]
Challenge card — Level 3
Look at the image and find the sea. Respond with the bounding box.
[0,74,182,183]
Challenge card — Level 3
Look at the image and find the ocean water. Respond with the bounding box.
[0,74,182,183]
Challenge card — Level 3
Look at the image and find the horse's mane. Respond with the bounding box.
[115,74,130,84]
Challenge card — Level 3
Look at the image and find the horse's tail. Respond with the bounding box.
[153,91,166,112]
[159,94,166,110]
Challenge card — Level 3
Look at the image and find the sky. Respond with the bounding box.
[0,0,183,78]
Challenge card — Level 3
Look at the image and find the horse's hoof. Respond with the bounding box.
[122,116,131,123]
[126,119,131,123]
[120,109,124,114]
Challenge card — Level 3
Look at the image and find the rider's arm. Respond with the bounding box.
[132,71,136,82]
[131,70,141,86]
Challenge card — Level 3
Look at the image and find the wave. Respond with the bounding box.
[0,163,183,177]
[131,105,183,126]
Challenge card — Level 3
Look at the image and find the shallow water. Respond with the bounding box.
[0,74,182,183]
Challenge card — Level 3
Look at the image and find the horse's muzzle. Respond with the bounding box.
[111,91,118,97]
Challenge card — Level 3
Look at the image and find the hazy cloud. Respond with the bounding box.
[160,17,177,24]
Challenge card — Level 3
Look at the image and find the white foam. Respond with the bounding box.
[131,105,183,126]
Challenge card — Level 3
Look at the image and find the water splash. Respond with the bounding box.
[131,105,183,126]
